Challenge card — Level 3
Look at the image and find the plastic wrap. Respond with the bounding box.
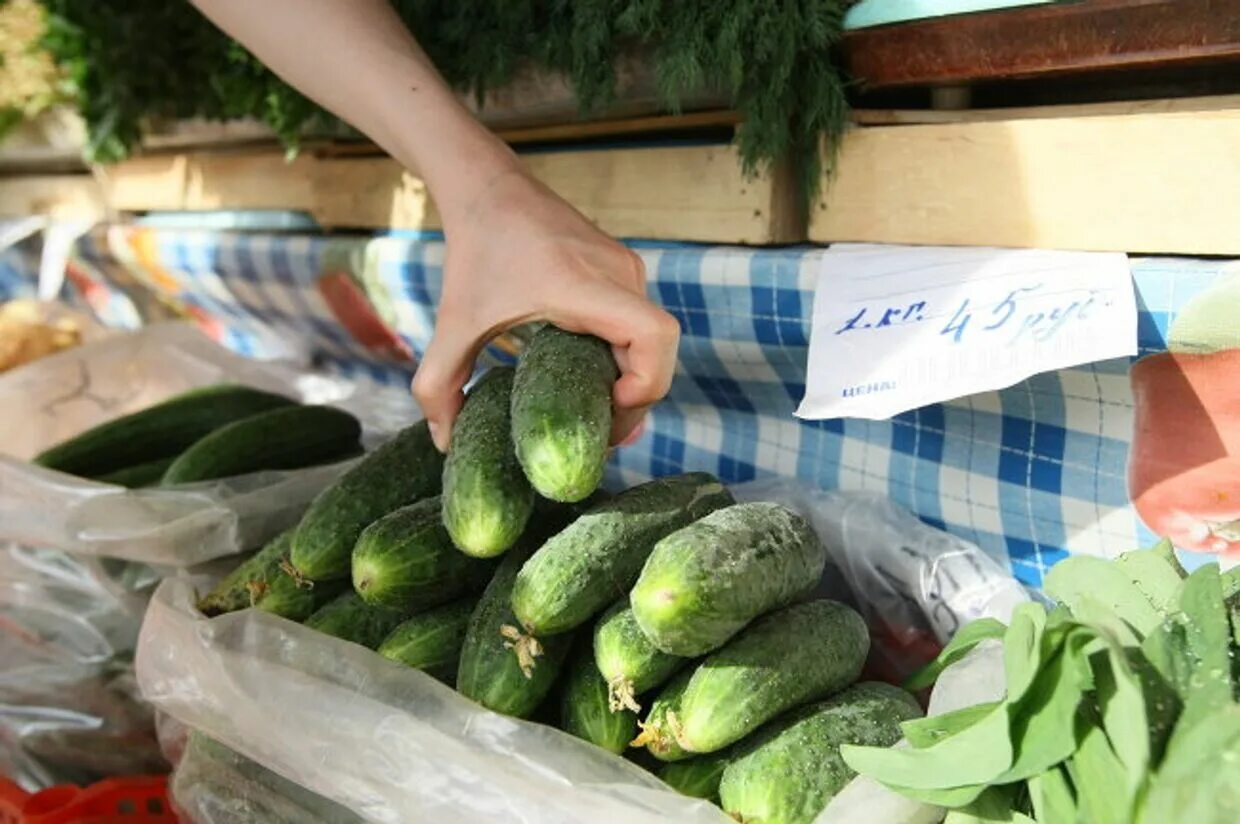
[137,482,1029,824]
[0,322,414,566]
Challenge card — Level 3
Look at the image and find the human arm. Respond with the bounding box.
[190,0,679,449]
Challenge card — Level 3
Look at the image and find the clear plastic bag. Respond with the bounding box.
[0,322,414,566]
[137,481,1029,824]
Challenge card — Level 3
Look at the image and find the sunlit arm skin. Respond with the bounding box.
[191,0,679,451]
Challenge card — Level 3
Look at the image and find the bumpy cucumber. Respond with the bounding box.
[377,598,476,683]
[672,600,870,755]
[560,642,639,755]
[196,529,293,617]
[442,367,534,557]
[631,502,826,656]
[303,591,407,649]
[512,473,733,637]
[34,383,296,477]
[161,404,361,485]
[290,420,443,581]
[455,536,574,718]
[254,570,346,622]
[633,667,694,762]
[719,682,922,824]
[594,600,685,713]
[352,496,495,609]
[511,326,618,502]
[659,752,731,802]
[95,457,175,488]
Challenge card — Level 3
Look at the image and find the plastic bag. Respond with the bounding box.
[0,322,414,566]
[0,543,167,789]
[137,481,1029,824]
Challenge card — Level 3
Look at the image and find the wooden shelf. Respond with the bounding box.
[812,99,1240,255]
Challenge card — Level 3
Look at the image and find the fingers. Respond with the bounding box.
[610,404,649,447]
[411,321,482,452]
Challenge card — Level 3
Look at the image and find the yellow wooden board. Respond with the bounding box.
[813,105,1240,255]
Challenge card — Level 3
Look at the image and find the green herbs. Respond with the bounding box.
[842,543,1240,824]
[35,1,852,199]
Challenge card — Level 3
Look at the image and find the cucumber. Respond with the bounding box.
[632,667,693,762]
[594,600,685,713]
[670,600,869,755]
[442,367,534,557]
[377,598,476,683]
[719,682,922,824]
[511,325,618,502]
[33,383,297,477]
[455,536,574,718]
[560,642,639,755]
[352,496,495,609]
[254,568,347,622]
[631,502,827,657]
[161,404,361,485]
[196,529,293,617]
[290,420,443,581]
[512,473,733,638]
[659,752,731,802]
[95,457,175,488]
[303,591,408,649]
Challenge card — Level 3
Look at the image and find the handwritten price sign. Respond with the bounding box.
[797,245,1137,420]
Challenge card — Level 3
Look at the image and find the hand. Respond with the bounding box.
[412,168,681,452]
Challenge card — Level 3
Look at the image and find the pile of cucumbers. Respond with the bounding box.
[32,383,363,488]
[195,326,920,824]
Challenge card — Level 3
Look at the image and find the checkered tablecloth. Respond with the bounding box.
[10,224,1238,587]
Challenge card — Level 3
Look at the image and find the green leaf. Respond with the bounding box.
[1028,765,1077,824]
[1089,630,1151,793]
[904,617,1008,691]
[1148,538,1188,580]
[903,701,1003,749]
[945,786,1034,824]
[1004,603,1049,704]
[1115,547,1186,617]
[993,637,1088,784]
[1140,616,1195,702]
[1066,722,1131,824]
[1140,705,1240,824]
[1044,556,1164,638]
[1166,564,1233,755]
[883,781,989,809]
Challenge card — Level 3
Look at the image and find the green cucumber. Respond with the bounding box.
[254,569,347,622]
[672,600,870,755]
[560,642,639,754]
[719,682,922,824]
[512,473,733,638]
[594,600,685,713]
[442,366,534,557]
[290,420,443,581]
[377,598,476,683]
[659,752,731,802]
[34,383,296,477]
[196,529,293,617]
[511,326,618,502]
[631,502,827,657]
[351,496,495,609]
[95,457,176,488]
[633,667,694,762]
[455,536,574,718]
[161,404,361,485]
[303,591,407,649]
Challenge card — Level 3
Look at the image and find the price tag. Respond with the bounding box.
[797,244,1137,420]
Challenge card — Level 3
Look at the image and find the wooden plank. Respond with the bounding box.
[844,0,1240,89]
[811,107,1240,255]
[852,94,1240,125]
[0,173,106,220]
[86,142,799,244]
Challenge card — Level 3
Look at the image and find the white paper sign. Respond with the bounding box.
[797,244,1137,420]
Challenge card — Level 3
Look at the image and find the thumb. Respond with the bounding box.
[411,324,481,452]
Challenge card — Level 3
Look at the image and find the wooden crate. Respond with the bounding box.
[812,97,1240,255]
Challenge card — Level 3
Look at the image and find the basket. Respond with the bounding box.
[0,775,175,824]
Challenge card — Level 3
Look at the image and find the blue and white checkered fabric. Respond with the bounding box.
[50,226,1240,587]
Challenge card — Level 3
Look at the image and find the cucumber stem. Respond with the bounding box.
[500,624,543,679]
[607,675,642,714]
